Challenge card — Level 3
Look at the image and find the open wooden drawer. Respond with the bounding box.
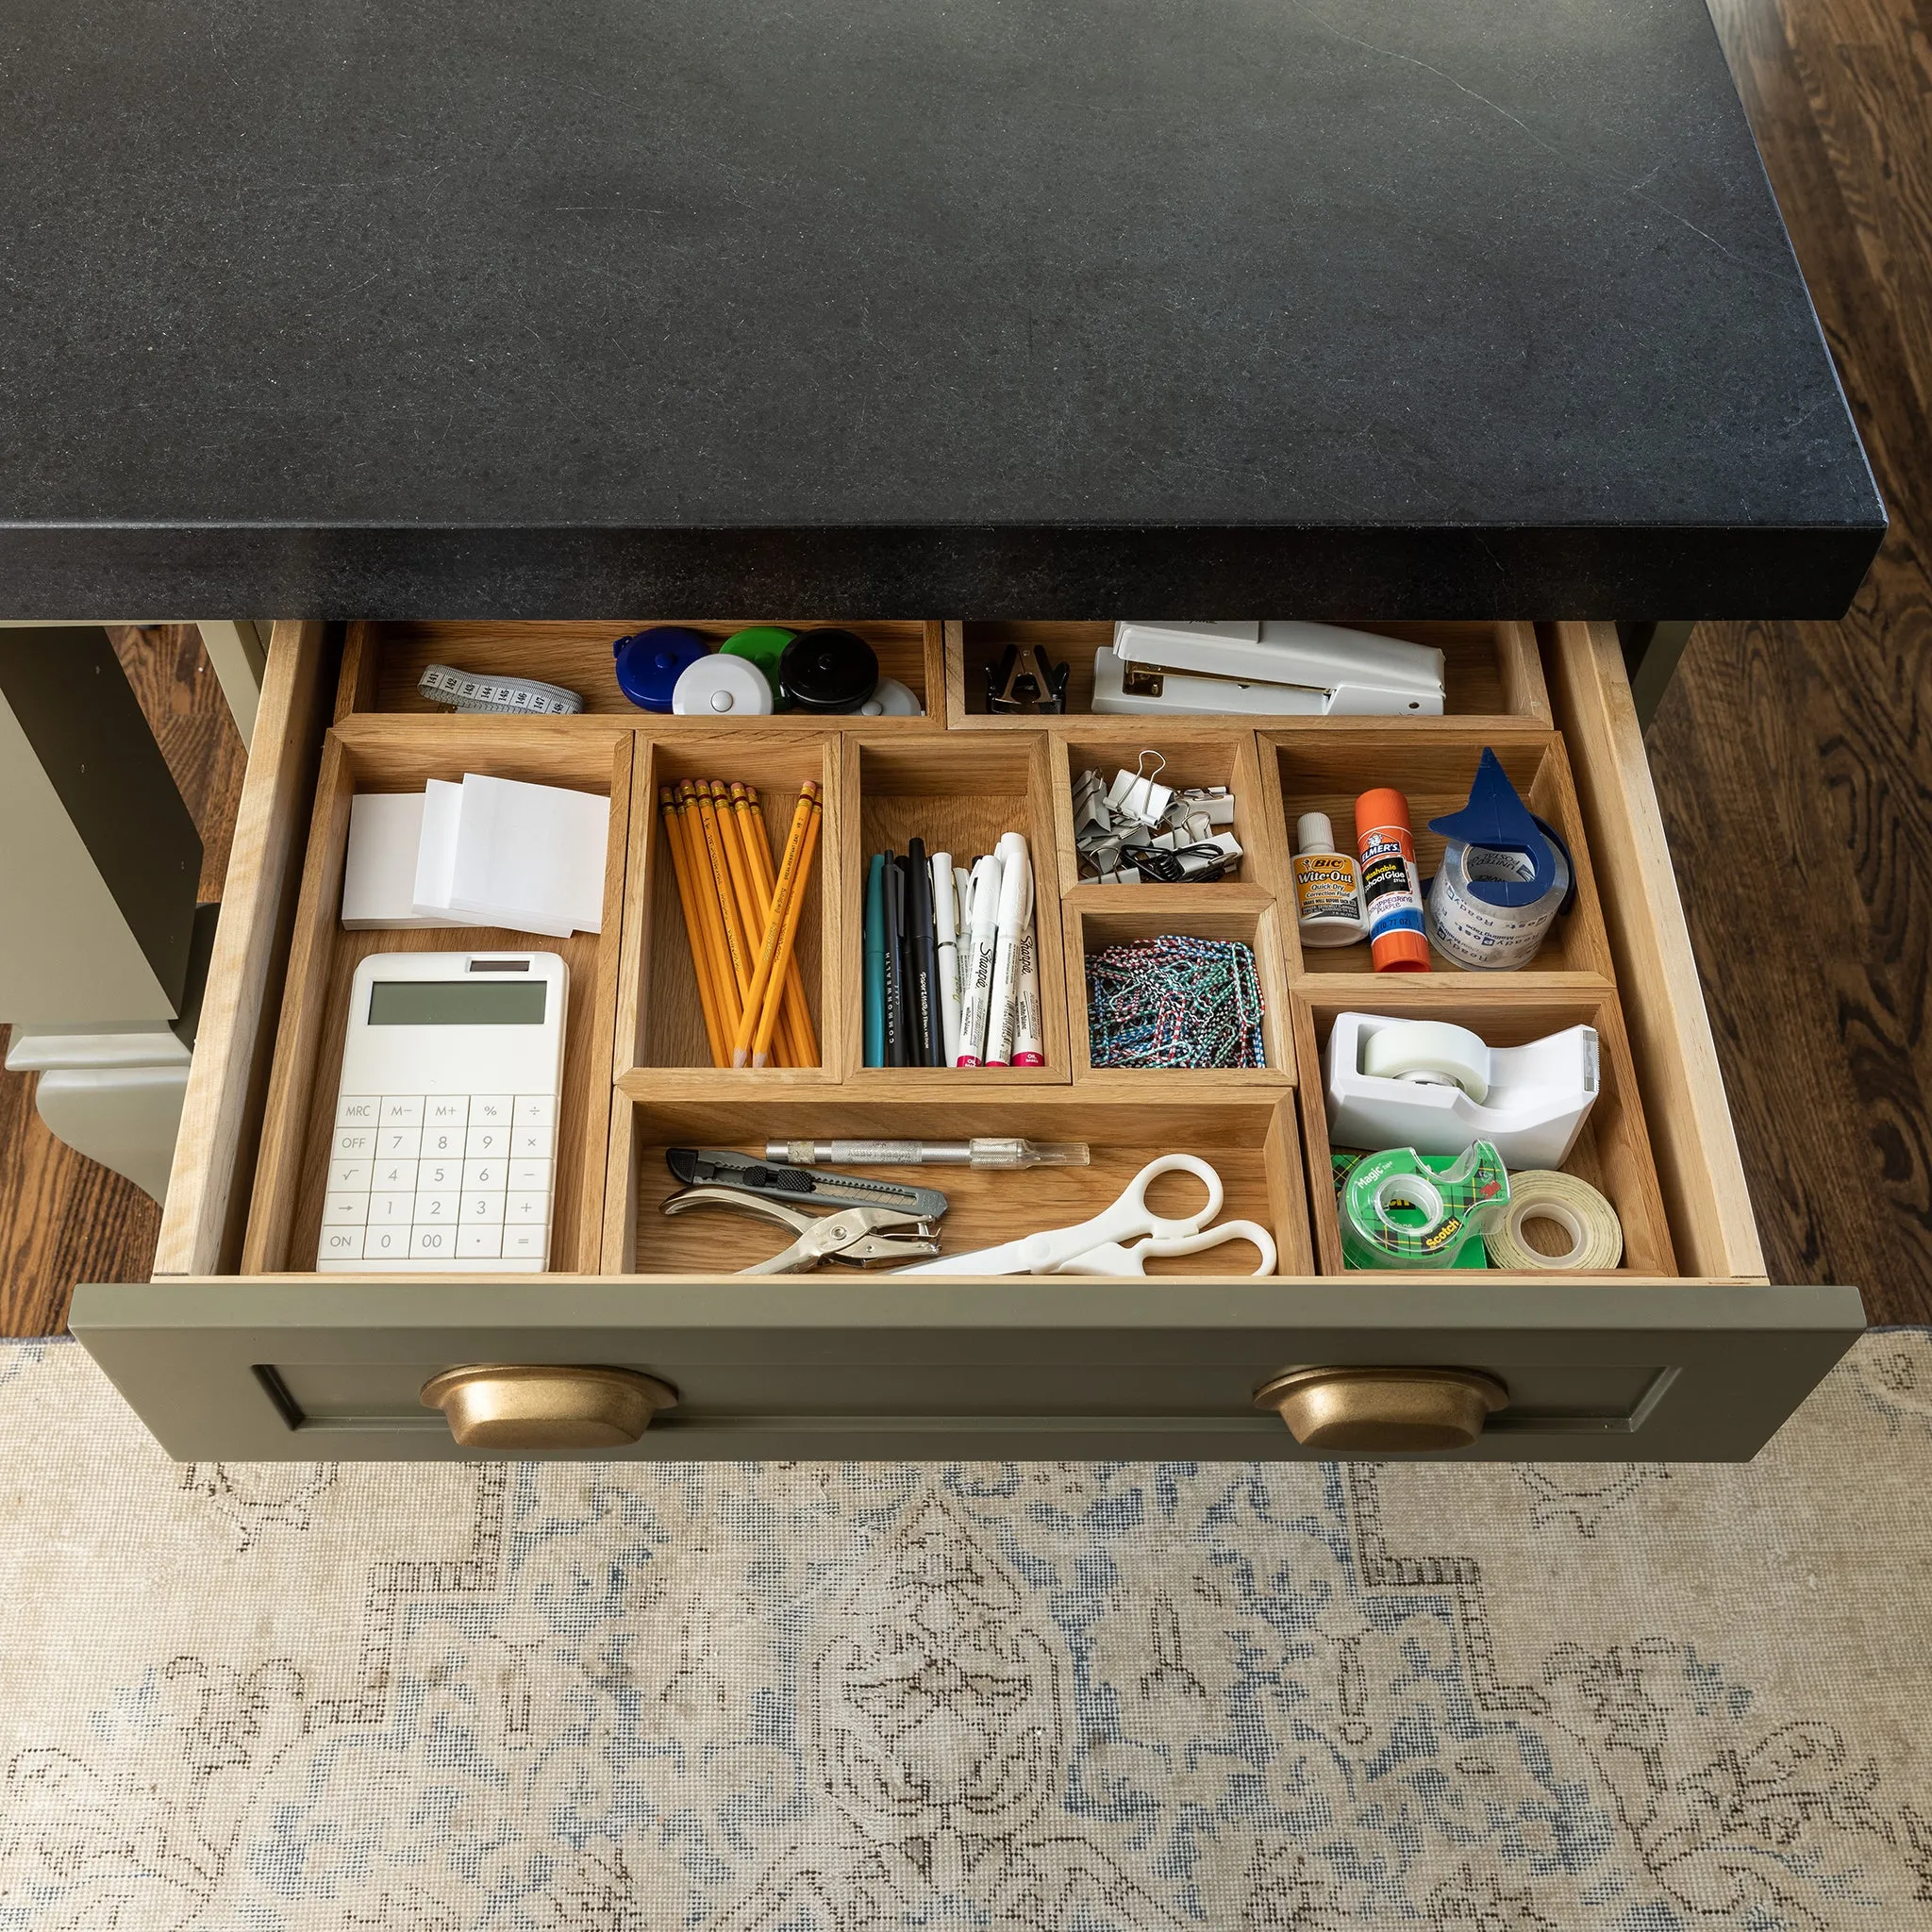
[69,620,1863,1461]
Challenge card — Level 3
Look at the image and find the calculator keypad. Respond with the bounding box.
[321,1092,554,1268]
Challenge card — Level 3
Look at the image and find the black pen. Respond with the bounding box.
[907,836,943,1065]
[881,850,907,1067]
[893,854,920,1063]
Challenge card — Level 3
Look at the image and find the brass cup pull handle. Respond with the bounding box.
[421,1365,678,1450]
[1255,1366,1507,1452]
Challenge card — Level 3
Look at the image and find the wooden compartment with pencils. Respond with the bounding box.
[625,732,840,1078]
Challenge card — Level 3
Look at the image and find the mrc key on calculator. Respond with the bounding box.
[320,951,567,1273]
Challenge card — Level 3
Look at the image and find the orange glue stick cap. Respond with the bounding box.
[1355,788,1410,832]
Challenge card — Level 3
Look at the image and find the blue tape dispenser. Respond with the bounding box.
[1424,748,1575,969]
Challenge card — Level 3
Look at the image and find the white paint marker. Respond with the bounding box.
[1012,858,1044,1066]
[955,852,1004,1066]
[983,832,1031,1067]
[931,849,965,1067]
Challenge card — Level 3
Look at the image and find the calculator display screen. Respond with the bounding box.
[367,980,548,1025]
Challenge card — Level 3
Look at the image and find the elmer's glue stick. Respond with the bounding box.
[1355,788,1429,971]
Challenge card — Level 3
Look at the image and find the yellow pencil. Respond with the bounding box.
[690,778,754,1005]
[730,781,817,1068]
[751,792,820,1068]
[674,784,741,1038]
[710,781,794,1067]
[732,781,821,1068]
[659,786,726,1067]
[674,784,738,1053]
[708,780,765,967]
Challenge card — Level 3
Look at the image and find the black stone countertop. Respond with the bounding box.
[0,0,1885,619]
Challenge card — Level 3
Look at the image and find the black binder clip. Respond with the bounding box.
[985,641,1072,714]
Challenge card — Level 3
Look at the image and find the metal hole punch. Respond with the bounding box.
[985,641,1071,714]
[660,1148,946,1274]
[661,1185,941,1274]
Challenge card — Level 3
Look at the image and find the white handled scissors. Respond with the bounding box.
[892,1154,1277,1277]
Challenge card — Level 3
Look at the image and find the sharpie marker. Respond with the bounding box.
[931,850,964,1067]
[955,852,1004,1066]
[983,832,1030,1067]
[1012,857,1044,1066]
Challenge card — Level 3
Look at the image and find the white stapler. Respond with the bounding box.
[1096,621,1445,717]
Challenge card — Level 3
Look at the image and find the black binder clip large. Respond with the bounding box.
[985,641,1072,714]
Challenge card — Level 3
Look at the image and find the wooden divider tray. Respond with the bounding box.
[239,636,1682,1289]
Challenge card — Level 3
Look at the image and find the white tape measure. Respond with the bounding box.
[418,663,585,717]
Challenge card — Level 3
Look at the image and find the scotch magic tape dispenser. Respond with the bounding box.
[1339,1142,1509,1270]
[1324,1011,1599,1169]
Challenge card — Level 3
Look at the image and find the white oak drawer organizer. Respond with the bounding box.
[70,618,1863,1461]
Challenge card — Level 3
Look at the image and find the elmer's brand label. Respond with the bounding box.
[1359,831,1424,937]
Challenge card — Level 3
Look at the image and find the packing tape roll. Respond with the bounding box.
[1426,832,1571,971]
[1484,1169,1624,1271]
[1359,1020,1491,1102]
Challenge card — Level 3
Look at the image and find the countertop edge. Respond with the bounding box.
[0,520,1887,622]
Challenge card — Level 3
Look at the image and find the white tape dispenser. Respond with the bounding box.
[1324,1010,1600,1169]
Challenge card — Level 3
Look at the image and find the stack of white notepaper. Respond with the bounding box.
[341,774,608,936]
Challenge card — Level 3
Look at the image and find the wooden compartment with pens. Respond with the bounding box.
[837,736,1070,1084]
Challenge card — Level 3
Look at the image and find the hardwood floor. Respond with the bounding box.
[3,0,1928,1331]
[0,627,244,1337]
[1649,0,1932,1321]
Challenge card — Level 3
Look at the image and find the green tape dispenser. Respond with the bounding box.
[1339,1141,1509,1270]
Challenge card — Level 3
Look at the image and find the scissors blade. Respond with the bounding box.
[891,1237,1041,1277]
[892,1157,1228,1276]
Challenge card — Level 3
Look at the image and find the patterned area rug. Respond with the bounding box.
[3,1337,1931,1931]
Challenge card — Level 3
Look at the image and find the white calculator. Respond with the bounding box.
[319,951,568,1273]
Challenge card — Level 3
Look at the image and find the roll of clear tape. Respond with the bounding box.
[1359,1020,1491,1103]
[1426,835,1571,971]
[1339,1141,1508,1270]
[1485,1169,1624,1271]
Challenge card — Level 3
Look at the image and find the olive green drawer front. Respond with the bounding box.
[70,1277,1863,1463]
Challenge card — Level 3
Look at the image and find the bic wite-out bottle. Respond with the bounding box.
[1291,812,1368,947]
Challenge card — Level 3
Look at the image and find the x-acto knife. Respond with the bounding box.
[663,1148,949,1222]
